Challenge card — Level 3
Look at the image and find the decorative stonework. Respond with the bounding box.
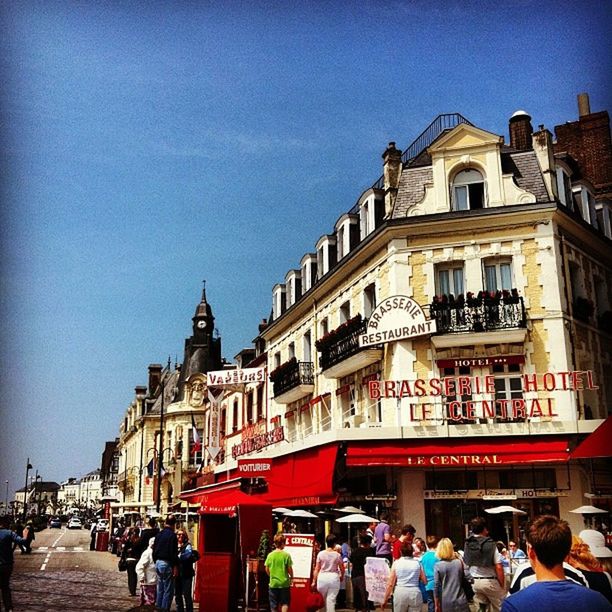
[186,373,207,407]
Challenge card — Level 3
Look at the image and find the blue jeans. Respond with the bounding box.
[175,574,194,612]
[155,560,175,611]
[426,589,435,612]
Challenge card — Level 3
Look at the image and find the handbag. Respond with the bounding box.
[305,590,325,612]
[459,558,474,602]
[118,557,127,572]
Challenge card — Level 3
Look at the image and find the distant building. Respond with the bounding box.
[100,439,119,499]
[14,481,60,516]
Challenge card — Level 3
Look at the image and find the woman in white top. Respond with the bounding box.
[135,536,157,606]
[382,541,426,612]
[312,533,345,612]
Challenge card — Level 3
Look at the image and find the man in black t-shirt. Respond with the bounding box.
[349,534,376,612]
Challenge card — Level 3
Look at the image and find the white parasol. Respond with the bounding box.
[485,505,527,515]
[334,505,366,514]
[336,513,379,523]
[284,509,318,518]
[272,507,292,514]
[569,505,608,514]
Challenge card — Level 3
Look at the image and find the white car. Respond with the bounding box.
[96,519,109,532]
[67,517,82,529]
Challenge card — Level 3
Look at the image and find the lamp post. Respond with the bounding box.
[136,390,147,505]
[34,474,42,516]
[22,459,32,521]
[4,481,8,517]
[156,377,165,514]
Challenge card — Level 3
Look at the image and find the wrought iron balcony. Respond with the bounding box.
[430,290,526,335]
[270,359,314,402]
[316,315,366,370]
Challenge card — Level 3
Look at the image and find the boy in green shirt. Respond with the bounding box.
[265,533,294,612]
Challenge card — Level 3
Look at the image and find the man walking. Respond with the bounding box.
[463,517,505,612]
[153,515,179,612]
[374,512,392,564]
[265,533,293,612]
[0,515,27,612]
[502,515,610,611]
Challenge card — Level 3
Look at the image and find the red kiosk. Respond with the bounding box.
[181,480,272,612]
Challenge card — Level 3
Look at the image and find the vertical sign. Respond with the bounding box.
[284,534,315,612]
[207,387,224,460]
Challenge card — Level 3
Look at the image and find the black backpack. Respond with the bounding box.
[190,549,200,563]
[463,535,496,567]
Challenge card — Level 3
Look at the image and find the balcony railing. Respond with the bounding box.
[270,359,314,398]
[430,290,526,335]
[317,315,368,372]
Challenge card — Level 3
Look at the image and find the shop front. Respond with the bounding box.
[344,436,573,546]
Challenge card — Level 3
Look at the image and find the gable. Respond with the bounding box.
[429,123,503,153]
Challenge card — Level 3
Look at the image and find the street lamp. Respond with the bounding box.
[22,458,32,521]
[4,481,8,517]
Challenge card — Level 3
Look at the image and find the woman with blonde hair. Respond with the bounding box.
[567,533,612,603]
[433,538,470,612]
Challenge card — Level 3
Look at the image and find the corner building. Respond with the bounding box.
[211,96,611,546]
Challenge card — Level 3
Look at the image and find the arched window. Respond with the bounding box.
[452,168,485,211]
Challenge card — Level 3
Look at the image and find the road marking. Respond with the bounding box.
[38,546,49,551]
[56,546,66,551]
[74,546,84,551]
[40,551,52,571]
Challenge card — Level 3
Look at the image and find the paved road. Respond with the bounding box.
[11,526,140,611]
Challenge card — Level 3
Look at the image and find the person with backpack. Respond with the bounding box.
[463,517,505,612]
[175,529,197,612]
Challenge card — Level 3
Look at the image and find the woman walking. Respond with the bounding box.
[135,536,157,606]
[433,538,470,612]
[312,533,345,612]
[381,542,426,612]
[175,529,196,612]
[121,528,141,596]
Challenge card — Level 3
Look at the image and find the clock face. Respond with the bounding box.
[197,320,207,329]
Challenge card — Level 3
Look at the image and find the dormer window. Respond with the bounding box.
[555,166,573,209]
[572,184,597,227]
[452,168,485,211]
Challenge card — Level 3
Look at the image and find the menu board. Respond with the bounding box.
[365,556,391,604]
[284,533,315,612]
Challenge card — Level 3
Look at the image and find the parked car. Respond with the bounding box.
[67,517,82,529]
[49,517,62,529]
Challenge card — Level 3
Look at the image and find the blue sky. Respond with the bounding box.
[0,1,610,496]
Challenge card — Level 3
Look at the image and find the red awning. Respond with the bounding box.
[346,436,570,467]
[260,443,339,507]
[571,417,612,459]
[180,480,271,516]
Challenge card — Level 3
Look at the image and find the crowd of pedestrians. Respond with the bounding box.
[284,512,612,612]
[117,514,198,612]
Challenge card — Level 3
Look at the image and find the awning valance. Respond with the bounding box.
[571,417,612,459]
[180,480,271,516]
[346,436,570,467]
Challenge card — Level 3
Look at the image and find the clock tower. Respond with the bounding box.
[192,282,215,345]
[177,282,223,400]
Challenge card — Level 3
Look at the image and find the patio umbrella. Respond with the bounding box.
[569,505,608,527]
[335,513,379,523]
[485,505,527,564]
[272,507,292,514]
[569,505,608,514]
[335,514,379,554]
[285,509,318,518]
[334,505,366,514]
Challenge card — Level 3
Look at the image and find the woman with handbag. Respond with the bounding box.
[121,528,141,597]
[381,541,426,612]
[312,533,345,612]
[433,538,470,612]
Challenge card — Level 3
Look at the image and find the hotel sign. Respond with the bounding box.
[359,295,436,347]
[423,489,569,499]
[231,425,285,459]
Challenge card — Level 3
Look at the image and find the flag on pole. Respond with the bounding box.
[145,458,154,484]
[191,412,202,455]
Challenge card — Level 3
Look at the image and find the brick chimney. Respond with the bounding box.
[147,363,162,396]
[554,93,612,196]
[509,110,533,151]
[383,141,402,217]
